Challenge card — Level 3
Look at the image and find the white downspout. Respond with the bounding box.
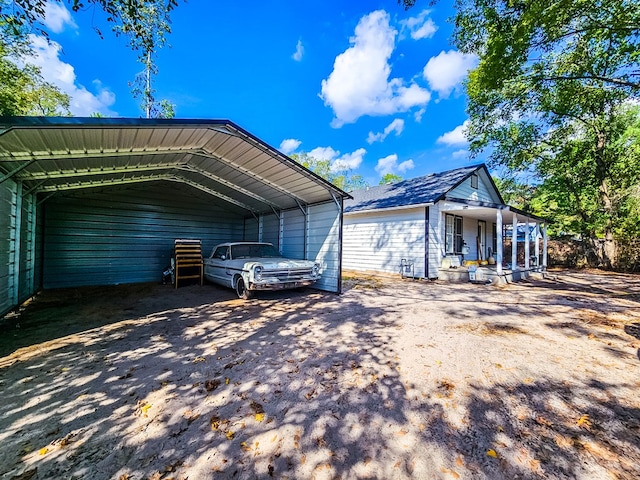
[525,218,530,270]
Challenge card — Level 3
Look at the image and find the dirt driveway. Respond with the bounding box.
[1,270,639,480]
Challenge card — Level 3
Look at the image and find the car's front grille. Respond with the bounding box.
[266,268,314,281]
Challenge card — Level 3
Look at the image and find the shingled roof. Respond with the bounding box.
[345,164,488,213]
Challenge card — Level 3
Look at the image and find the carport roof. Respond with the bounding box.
[0,117,350,214]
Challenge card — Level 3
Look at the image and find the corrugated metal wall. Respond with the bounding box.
[262,213,280,248]
[0,179,17,315]
[342,207,426,278]
[244,217,259,242]
[281,208,305,260]
[18,192,37,303]
[42,184,245,288]
[308,201,342,292]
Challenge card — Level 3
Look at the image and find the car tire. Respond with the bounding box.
[235,277,253,299]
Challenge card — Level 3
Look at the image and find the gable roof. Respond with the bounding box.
[0,116,350,216]
[345,164,497,213]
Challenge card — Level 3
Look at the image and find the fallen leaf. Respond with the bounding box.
[226,431,235,440]
[270,434,278,443]
[487,449,498,458]
[210,415,220,430]
[440,468,461,478]
[255,413,265,422]
[225,378,230,385]
[38,447,48,455]
[141,404,152,415]
[193,356,206,363]
[240,442,251,452]
[577,414,592,429]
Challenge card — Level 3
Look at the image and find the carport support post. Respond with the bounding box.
[525,219,531,269]
[512,213,518,270]
[542,223,548,270]
[496,209,503,275]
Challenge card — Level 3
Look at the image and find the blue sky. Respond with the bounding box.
[26,0,479,186]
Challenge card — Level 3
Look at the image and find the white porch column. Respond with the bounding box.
[512,213,518,270]
[542,223,548,270]
[496,209,503,275]
[534,223,540,270]
[525,218,530,269]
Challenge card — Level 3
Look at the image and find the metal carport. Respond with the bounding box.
[0,117,350,315]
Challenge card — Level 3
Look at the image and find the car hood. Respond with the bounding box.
[239,258,316,270]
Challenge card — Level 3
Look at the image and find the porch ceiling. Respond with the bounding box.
[441,199,544,224]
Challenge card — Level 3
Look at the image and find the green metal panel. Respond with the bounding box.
[17,191,36,304]
[42,184,246,288]
[0,180,17,316]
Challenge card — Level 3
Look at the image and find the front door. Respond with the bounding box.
[478,220,486,261]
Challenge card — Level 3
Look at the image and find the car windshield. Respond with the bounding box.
[230,244,282,259]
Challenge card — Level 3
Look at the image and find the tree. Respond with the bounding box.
[446,0,640,267]
[291,153,368,192]
[0,41,70,115]
[1,0,180,118]
[379,173,403,185]
[114,0,175,118]
[0,1,179,44]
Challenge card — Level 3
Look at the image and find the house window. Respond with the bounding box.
[471,173,478,189]
[492,223,497,256]
[445,214,464,254]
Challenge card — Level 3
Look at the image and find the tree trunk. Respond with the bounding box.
[594,131,616,268]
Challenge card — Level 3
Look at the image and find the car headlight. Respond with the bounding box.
[312,263,320,276]
[254,265,263,281]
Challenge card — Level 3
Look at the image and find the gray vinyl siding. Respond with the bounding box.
[0,180,17,316]
[42,185,245,288]
[427,203,442,278]
[262,213,280,248]
[307,201,341,292]
[448,172,496,203]
[343,207,426,278]
[281,208,305,260]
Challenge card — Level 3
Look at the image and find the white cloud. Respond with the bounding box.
[41,2,77,33]
[423,50,478,98]
[400,9,437,40]
[437,120,470,146]
[308,146,366,172]
[452,149,468,159]
[279,138,301,154]
[292,39,304,61]
[320,10,430,127]
[26,35,116,116]
[414,107,426,122]
[375,153,415,175]
[367,118,405,144]
[331,148,366,172]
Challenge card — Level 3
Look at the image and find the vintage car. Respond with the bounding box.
[203,242,321,299]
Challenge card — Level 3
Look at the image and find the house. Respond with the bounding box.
[342,164,547,282]
[0,117,350,316]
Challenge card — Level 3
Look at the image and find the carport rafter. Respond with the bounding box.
[33,173,260,213]
[178,163,283,211]
[191,148,310,207]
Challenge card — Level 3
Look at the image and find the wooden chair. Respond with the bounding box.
[173,239,203,288]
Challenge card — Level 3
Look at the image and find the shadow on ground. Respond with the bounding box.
[1,273,639,479]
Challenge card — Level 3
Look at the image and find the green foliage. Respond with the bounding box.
[379,173,403,185]
[114,0,174,117]
[449,0,640,266]
[291,152,368,192]
[0,1,180,45]
[0,41,70,115]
